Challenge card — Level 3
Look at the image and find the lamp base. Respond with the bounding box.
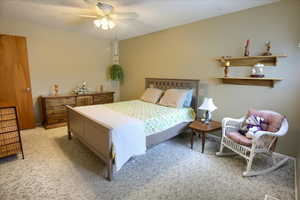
[202,111,212,124]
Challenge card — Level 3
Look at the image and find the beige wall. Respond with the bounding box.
[120,0,300,156]
[0,19,118,123]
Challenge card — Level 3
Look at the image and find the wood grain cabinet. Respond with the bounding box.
[0,104,24,159]
[40,92,114,129]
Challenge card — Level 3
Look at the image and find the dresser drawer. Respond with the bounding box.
[0,113,16,121]
[46,106,67,115]
[0,108,15,115]
[0,108,16,121]
[76,96,93,106]
[93,94,113,104]
[47,112,67,124]
[0,119,17,128]
[0,142,21,158]
[0,131,19,146]
[0,124,18,133]
[45,97,76,107]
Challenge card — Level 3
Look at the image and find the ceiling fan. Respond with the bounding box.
[79,1,138,30]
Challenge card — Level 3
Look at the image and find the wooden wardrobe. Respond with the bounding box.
[0,34,35,129]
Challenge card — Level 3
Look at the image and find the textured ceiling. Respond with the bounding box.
[0,0,278,40]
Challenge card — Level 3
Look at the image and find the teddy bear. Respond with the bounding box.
[239,115,266,139]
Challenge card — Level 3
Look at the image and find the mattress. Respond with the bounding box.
[103,100,195,136]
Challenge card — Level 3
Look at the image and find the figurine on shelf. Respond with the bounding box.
[244,39,250,56]
[251,63,265,78]
[224,61,230,77]
[73,81,89,95]
[52,84,59,96]
[262,40,272,56]
[100,84,103,93]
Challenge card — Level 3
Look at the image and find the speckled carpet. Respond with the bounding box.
[0,127,295,200]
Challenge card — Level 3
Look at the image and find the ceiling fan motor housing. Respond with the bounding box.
[97,2,113,14]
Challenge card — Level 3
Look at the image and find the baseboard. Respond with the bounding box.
[295,157,298,200]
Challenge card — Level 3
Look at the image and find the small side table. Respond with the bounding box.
[189,120,221,153]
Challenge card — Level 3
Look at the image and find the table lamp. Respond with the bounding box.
[198,98,217,124]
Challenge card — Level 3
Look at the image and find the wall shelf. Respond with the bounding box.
[217,77,282,88]
[216,55,287,67]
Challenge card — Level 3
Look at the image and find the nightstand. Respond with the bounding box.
[189,120,221,153]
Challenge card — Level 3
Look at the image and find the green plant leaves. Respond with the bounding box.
[110,64,124,81]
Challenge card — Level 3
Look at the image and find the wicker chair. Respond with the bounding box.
[216,110,289,176]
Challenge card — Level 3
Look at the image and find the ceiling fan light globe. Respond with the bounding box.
[93,19,102,28]
[102,24,109,30]
[101,17,108,25]
[108,20,115,29]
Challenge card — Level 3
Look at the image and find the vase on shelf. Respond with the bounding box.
[244,39,250,56]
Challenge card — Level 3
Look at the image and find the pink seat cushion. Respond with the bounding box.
[247,109,284,132]
[226,131,252,147]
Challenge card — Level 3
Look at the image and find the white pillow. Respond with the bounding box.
[159,89,189,108]
[140,88,164,104]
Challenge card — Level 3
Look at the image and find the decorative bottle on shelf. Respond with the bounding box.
[224,61,230,77]
[262,41,272,56]
[244,39,250,56]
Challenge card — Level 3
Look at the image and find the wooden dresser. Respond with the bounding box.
[40,92,114,129]
[0,103,24,159]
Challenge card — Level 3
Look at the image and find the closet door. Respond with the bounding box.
[0,35,35,129]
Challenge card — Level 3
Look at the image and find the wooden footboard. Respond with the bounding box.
[66,106,113,181]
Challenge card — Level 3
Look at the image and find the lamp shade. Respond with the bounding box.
[198,98,217,112]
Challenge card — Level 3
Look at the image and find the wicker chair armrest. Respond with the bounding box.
[253,131,276,141]
[222,117,245,136]
[222,117,245,127]
[253,118,289,141]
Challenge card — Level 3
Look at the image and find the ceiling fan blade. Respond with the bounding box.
[83,0,97,5]
[79,15,99,19]
[110,12,138,20]
[101,0,140,6]
[95,6,106,16]
[102,0,211,6]
[19,0,86,8]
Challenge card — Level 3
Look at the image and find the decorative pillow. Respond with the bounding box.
[159,89,189,108]
[183,90,193,107]
[247,109,284,132]
[140,88,164,104]
[226,131,252,147]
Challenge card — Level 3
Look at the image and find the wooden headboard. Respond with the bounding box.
[145,78,200,111]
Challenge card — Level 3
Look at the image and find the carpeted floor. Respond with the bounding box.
[0,127,295,200]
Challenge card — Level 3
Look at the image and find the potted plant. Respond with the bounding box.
[109,64,124,81]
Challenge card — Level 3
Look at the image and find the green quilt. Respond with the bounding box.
[104,100,195,136]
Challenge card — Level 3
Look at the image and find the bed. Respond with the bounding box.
[67,78,200,180]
